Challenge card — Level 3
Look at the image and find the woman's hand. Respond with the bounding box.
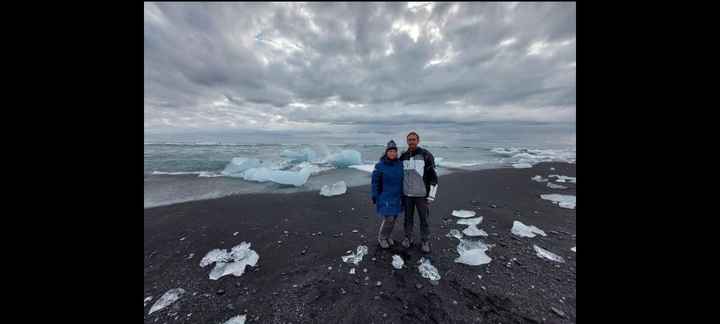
[372,197,377,204]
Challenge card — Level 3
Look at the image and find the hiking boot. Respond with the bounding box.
[421,241,431,253]
[378,238,390,249]
[401,237,412,248]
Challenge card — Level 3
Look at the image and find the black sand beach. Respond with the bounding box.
[144,162,576,323]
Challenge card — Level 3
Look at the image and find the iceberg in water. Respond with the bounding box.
[511,221,547,238]
[222,315,247,324]
[417,257,441,281]
[540,194,576,209]
[326,150,363,167]
[533,245,565,263]
[452,210,476,218]
[548,174,576,183]
[341,245,368,266]
[348,164,375,173]
[148,288,185,315]
[281,147,317,162]
[392,255,404,269]
[320,181,347,197]
[455,238,492,266]
[221,158,262,176]
[547,182,568,189]
[200,242,259,280]
[512,163,533,169]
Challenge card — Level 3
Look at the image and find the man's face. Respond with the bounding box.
[407,135,419,150]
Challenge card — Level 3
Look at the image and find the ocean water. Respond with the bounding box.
[144,141,575,208]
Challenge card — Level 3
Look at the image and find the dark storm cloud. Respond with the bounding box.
[144,2,575,132]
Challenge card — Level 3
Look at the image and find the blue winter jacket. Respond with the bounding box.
[371,156,404,216]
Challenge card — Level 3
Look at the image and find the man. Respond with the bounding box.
[400,131,438,253]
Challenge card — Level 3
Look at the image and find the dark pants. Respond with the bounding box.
[403,196,430,242]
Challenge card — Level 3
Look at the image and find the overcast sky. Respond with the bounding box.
[144,2,575,145]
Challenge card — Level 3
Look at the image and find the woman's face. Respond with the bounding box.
[386,149,398,160]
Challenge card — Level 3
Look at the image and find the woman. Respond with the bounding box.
[371,140,404,249]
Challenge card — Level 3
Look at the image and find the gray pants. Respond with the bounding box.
[403,196,430,242]
[378,215,398,241]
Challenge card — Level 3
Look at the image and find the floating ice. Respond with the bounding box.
[222,314,247,324]
[326,150,363,167]
[540,194,576,209]
[435,158,487,169]
[534,245,565,263]
[221,158,262,176]
[571,247,576,252]
[199,242,260,280]
[452,210,476,218]
[457,217,483,225]
[392,255,404,269]
[548,175,576,184]
[341,245,368,266]
[512,163,533,169]
[531,175,548,182]
[417,257,441,281]
[462,225,488,237]
[348,164,375,173]
[320,181,347,197]
[511,221,547,238]
[148,288,185,315]
[454,239,492,266]
[446,229,463,239]
[547,182,568,189]
[281,148,317,162]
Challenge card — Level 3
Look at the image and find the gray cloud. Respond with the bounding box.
[144,2,575,137]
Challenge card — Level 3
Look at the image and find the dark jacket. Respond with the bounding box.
[371,156,404,215]
[399,146,438,197]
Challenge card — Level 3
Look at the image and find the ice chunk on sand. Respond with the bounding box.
[327,150,363,167]
[457,217,483,225]
[512,163,533,168]
[548,175,576,183]
[462,225,488,237]
[341,245,368,266]
[144,296,152,307]
[240,166,313,187]
[540,194,576,209]
[547,182,568,189]
[417,257,441,281]
[511,221,547,238]
[446,229,463,239]
[571,247,576,252]
[320,181,347,197]
[454,238,492,266]
[348,164,375,173]
[349,268,356,274]
[452,210,476,218]
[148,288,185,315]
[531,175,548,182]
[392,255,404,269]
[534,245,565,263]
[200,242,259,280]
[221,158,262,176]
[222,314,247,324]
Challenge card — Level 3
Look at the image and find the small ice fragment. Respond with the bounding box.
[320,181,348,197]
[233,232,239,236]
[328,266,333,270]
[456,217,483,225]
[511,221,547,238]
[550,167,556,171]
[346,250,352,254]
[222,314,247,324]
[446,229,463,239]
[452,210,476,218]
[547,182,568,189]
[200,242,260,280]
[392,255,404,269]
[477,275,482,280]
[144,296,152,307]
[454,239,492,266]
[417,257,441,281]
[571,247,576,252]
[540,194,576,209]
[349,268,356,274]
[363,268,368,273]
[512,163,533,168]
[148,288,185,315]
[352,229,358,233]
[462,225,488,237]
[186,253,194,260]
[531,175,548,182]
[341,245,368,265]
[534,245,565,263]
[548,174,576,183]
[179,237,186,241]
